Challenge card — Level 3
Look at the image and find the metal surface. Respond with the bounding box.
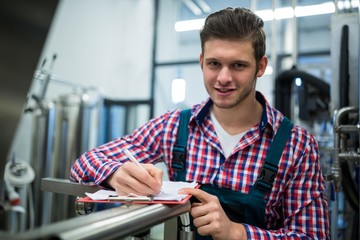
[330,106,360,239]
[179,230,195,240]
[0,0,58,196]
[41,178,101,196]
[17,201,191,240]
[331,13,359,111]
[75,200,95,215]
[331,106,359,191]
[28,89,100,226]
[164,217,179,240]
[40,177,191,239]
[329,12,359,240]
[52,93,96,222]
[31,101,56,226]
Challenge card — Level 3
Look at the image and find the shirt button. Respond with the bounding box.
[220,165,225,171]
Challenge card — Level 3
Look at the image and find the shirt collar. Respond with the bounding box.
[256,91,268,131]
[192,91,278,132]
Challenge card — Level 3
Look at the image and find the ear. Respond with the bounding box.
[199,53,204,70]
[256,55,268,77]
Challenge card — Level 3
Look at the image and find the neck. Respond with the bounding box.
[212,98,263,135]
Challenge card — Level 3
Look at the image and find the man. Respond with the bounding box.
[71,7,329,239]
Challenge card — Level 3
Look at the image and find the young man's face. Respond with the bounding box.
[200,39,267,110]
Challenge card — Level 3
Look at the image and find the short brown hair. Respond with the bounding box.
[200,7,266,64]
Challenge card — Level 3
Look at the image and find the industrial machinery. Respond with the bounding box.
[28,63,101,226]
[275,10,359,240]
[327,12,359,240]
[330,106,359,240]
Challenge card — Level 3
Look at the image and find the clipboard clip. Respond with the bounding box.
[108,194,153,202]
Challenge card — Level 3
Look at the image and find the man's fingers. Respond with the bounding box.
[143,164,164,186]
[118,162,163,195]
[123,175,159,195]
[178,188,212,203]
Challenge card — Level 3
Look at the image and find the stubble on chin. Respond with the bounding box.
[211,88,252,110]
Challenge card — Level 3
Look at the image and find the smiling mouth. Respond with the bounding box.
[216,88,234,93]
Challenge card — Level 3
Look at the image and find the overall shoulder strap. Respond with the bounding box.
[172,109,191,180]
[254,117,294,193]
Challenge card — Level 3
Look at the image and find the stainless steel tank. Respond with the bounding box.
[30,90,99,226]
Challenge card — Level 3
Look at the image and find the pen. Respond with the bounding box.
[123,148,163,193]
[123,149,149,174]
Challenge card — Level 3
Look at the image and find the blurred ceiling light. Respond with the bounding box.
[175,1,359,32]
[295,2,335,17]
[338,0,359,9]
[295,77,302,86]
[255,9,274,21]
[175,19,204,32]
[194,0,211,13]
[183,0,202,15]
[172,78,186,104]
[274,7,294,20]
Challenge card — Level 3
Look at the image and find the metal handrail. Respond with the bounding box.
[41,177,102,196]
[16,201,190,239]
[13,178,191,239]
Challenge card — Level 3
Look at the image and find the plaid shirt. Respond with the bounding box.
[71,92,329,239]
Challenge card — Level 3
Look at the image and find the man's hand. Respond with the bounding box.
[179,188,247,240]
[106,162,163,196]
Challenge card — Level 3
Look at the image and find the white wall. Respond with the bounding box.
[39,0,154,99]
[11,0,155,162]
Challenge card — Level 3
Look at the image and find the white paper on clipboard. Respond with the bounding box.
[85,181,198,202]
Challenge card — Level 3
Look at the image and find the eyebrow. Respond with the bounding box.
[204,57,250,65]
[204,57,218,62]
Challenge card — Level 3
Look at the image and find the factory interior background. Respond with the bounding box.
[0,0,359,239]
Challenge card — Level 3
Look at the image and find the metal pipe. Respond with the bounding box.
[17,201,190,240]
[332,106,359,191]
[330,106,359,239]
[334,106,359,126]
[34,70,97,93]
[30,101,56,226]
[338,151,360,159]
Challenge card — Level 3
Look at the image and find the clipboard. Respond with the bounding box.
[76,182,200,205]
[76,192,195,205]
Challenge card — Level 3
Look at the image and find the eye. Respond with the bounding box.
[232,62,247,70]
[207,61,220,68]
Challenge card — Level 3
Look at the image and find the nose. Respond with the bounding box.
[217,67,232,84]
